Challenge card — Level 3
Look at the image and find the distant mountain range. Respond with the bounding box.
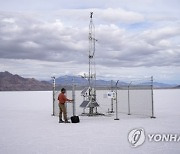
[0,71,52,91]
[53,75,127,87]
[52,75,177,88]
[175,85,180,88]
[0,71,179,91]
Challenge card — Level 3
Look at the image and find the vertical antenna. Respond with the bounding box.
[88,12,97,88]
[80,12,100,116]
[88,12,98,115]
[89,12,94,88]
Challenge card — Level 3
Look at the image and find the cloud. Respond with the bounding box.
[142,27,180,43]
[54,8,144,25]
[0,14,88,63]
[96,8,144,24]
[95,23,180,67]
[0,6,180,83]
[0,10,180,68]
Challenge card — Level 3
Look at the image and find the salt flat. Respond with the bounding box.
[0,90,180,154]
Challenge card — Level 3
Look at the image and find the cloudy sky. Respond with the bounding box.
[0,0,180,84]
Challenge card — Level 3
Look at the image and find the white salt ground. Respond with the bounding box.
[0,89,180,154]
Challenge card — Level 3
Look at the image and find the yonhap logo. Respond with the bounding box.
[128,128,180,148]
[128,128,146,147]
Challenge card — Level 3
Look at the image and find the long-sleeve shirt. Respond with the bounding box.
[58,93,70,104]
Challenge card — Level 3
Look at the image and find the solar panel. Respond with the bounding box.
[81,87,89,96]
[80,101,90,108]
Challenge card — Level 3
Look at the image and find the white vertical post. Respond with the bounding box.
[151,76,156,118]
[128,81,132,115]
[72,77,76,116]
[51,76,55,116]
[111,80,114,113]
[114,80,119,120]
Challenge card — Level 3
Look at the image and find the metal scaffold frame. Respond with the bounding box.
[80,12,103,116]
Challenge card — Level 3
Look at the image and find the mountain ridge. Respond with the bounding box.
[0,71,52,91]
[0,71,178,91]
[51,75,176,88]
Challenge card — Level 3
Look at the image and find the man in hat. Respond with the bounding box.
[58,88,73,123]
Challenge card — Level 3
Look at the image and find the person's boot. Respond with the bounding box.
[65,120,70,123]
[59,119,64,123]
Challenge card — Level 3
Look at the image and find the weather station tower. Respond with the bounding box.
[80,12,101,116]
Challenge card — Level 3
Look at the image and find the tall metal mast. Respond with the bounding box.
[88,12,97,89]
[80,12,99,115]
[88,12,98,115]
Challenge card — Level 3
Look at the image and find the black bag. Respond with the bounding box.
[71,116,80,123]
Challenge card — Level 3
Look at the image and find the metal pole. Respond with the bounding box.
[151,76,156,118]
[128,81,132,115]
[88,12,93,89]
[72,77,76,116]
[111,80,114,113]
[114,80,119,120]
[51,76,55,116]
[88,12,93,115]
